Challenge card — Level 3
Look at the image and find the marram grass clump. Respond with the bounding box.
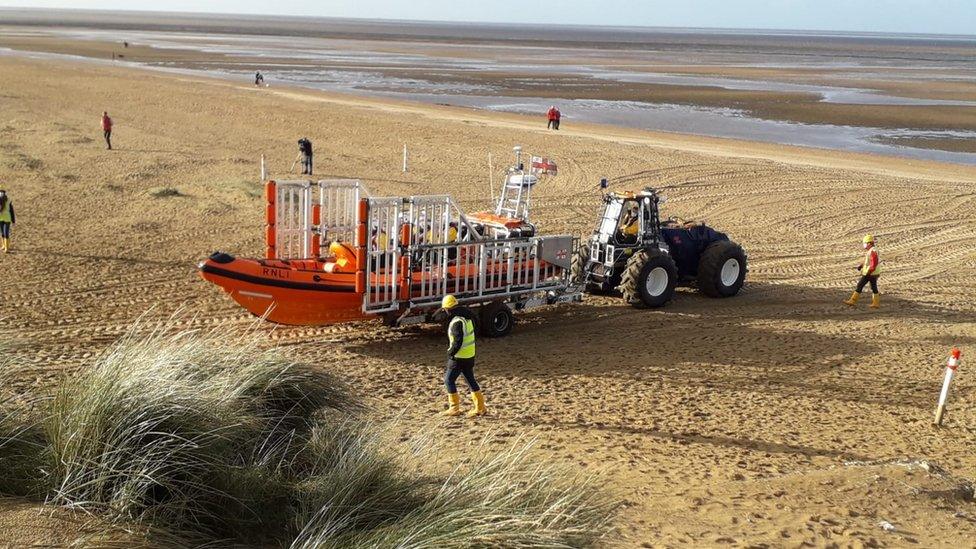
[0,344,48,498]
[0,324,616,547]
[294,436,616,549]
[43,325,355,542]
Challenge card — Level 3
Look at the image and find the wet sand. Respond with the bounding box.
[1,9,974,163]
[3,31,973,134]
[1,53,976,546]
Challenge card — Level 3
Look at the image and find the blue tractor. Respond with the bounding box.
[573,187,747,307]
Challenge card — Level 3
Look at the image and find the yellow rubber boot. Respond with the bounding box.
[440,393,462,416]
[1,238,7,253]
[843,292,859,306]
[466,391,487,417]
[870,294,880,309]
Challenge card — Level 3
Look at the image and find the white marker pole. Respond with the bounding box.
[934,348,962,426]
[260,154,267,182]
[488,152,494,203]
[402,144,408,173]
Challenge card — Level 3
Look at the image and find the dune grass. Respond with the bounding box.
[0,348,47,499]
[295,436,615,549]
[42,324,356,543]
[0,324,616,547]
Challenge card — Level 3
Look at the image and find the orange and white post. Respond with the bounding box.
[934,348,962,426]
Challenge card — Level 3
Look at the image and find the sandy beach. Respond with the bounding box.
[1,51,975,546]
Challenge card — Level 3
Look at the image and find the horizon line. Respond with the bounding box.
[1,5,975,39]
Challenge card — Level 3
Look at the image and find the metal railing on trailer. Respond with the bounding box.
[265,179,370,260]
[359,194,580,323]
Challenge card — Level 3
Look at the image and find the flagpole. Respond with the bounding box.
[488,152,494,203]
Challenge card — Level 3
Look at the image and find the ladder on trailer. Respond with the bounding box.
[493,146,535,220]
[496,175,531,218]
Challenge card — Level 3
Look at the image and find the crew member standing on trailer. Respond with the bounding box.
[0,189,15,254]
[100,111,113,150]
[298,137,313,176]
[439,294,487,418]
[844,234,881,309]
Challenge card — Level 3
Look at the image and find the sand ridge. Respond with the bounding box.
[0,54,975,546]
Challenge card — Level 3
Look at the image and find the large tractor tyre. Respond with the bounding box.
[571,243,590,286]
[619,249,678,308]
[696,240,747,298]
[480,301,514,338]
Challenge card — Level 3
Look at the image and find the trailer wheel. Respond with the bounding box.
[696,240,747,297]
[620,249,678,308]
[480,301,514,338]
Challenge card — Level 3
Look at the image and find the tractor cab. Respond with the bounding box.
[595,188,664,248]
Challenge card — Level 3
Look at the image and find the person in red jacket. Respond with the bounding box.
[547,105,561,130]
[100,111,113,150]
[844,234,881,308]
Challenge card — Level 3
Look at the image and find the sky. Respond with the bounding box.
[1,1,974,36]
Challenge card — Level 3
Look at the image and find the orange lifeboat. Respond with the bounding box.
[198,252,367,325]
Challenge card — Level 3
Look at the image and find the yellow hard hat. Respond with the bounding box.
[441,294,458,309]
[862,234,875,244]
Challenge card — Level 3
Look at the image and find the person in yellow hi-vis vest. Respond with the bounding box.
[439,294,486,417]
[0,189,15,254]
[844,234,881,309]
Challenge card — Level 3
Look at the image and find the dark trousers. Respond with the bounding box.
[0,222,9,239]
[301,154,313,175]
[104,130,112,150]
[444,357,479,393]
[547,119,557,129]
[855,275,879,294]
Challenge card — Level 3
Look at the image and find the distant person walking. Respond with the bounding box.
[297,137,313,176]
[0,189,15,254]
[547,105,561,130]
[255,71,265,86]
[100,111,113,150]
[844,234,882,309]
